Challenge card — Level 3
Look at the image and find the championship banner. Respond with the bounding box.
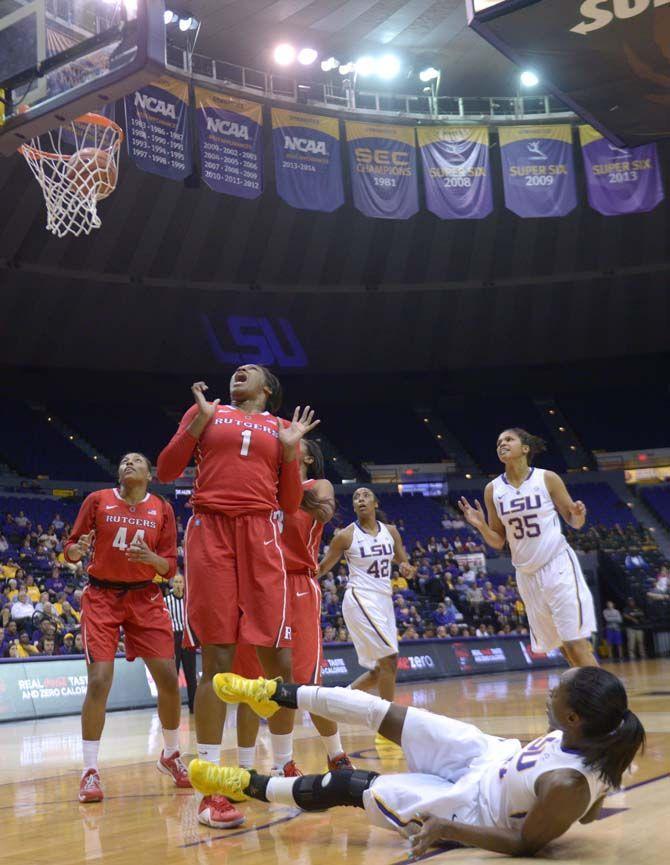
[417,126,493,219]
[271,108,344,212]
[346,121,418,220]
[195,89,263,199]
[124,76,193,180]
[578,126,664,217]
[498,125,576,218]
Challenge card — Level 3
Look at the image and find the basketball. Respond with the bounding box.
[66,146,117,200]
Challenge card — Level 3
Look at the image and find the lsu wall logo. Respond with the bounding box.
[571,0,670,35]
[206,116,250,139]
[134,92,177,118]
[202,314,308,368]
[284,136,327,155]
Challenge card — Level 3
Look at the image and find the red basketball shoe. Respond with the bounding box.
[157,750,192,788]
[79,769,104,803]
[328,752,354,772]
[278,760,303,777]
[197,794,245,829]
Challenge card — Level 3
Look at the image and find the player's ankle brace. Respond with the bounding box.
[274,683,299,708]
[291,770,379,811]
[244,770,271,802]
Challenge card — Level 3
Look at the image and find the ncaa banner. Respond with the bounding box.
[195,88,263,199]
[578,126,664,216]
[272,108,344,212]
[124,76,193,180]
[498,125,577,218]
[417,126,493,220]
[346,121,419,220]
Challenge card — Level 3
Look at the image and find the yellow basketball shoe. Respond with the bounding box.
[188,760,251,802]
[212,673,281,718]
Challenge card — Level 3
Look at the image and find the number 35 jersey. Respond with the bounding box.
[344,521,395,596]
[491,468,567,574]
[64,488,177,584]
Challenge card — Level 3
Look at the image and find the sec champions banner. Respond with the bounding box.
[417,126,493,220]
[578,126,664,217]
[124,76,192,180]
[346,121,418,219]
[195,89,263,199]
[498,125,576,218]
[272,109,344,212]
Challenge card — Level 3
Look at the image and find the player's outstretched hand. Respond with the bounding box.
[570,500,587,519]
[191,380,220,421]
[458,496,487,531]
[408,815,454,858]
[76,531,95,556]
[399,561,417,580]
[126,535,156,565]
[278,405,321,451]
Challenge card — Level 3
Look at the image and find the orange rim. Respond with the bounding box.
[19,112,124,162]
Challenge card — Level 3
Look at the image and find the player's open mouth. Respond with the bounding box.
[233,371,249,384]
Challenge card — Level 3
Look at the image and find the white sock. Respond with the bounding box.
[197,743,221,764]
[266,776,299,806]
[162,727,180,758]
[297,687,389,732]
[269,732,293,770]
[321,732,344,759]
[238,746,256,769]
[82,739,100,774]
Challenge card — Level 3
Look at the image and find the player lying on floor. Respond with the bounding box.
[188,667,644,857]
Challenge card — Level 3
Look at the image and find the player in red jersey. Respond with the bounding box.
[64,453,189,804]
[156,367,319,829]
[235,439,354,775]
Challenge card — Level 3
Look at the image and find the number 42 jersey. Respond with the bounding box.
[344,521,395,596]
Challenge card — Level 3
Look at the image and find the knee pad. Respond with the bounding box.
[292,770,379,811]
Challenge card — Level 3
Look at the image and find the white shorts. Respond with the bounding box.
[342,587,398,670]
[516,547,596,653]
[363,707,519,834]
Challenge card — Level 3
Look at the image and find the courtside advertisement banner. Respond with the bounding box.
[499,125,577,217]
[579,125,664,216]
[272,108,344,212]
[346,121,419,219]
[417,126,493,219]
[124,76,193,180]
[195,89,263,199]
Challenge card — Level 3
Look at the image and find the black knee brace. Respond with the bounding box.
[292,769,379,812]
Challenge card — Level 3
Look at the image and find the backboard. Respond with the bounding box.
[0,0,166,155]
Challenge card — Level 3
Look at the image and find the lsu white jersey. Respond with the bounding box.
[479,730,609,830]
[344,521,395,596]
[491,468,567,573]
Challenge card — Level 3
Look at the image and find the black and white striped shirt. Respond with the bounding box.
[164,591,185,632]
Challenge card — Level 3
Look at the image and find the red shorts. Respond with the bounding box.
[184,511,291,648]
[80,583,174,663]
[232,572,322,684]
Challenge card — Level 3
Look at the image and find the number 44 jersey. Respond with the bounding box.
[491,468,567,574]
[344,521,395,596]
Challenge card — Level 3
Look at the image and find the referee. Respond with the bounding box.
[164,574,197,713]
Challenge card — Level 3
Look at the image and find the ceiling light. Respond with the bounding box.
[274,43,296,66]
[376,54,400,79]
[178,16,193,31]
[520,70,539,87]
[419,67,440,82]
[163,9,177,25]
[298,48,318,66]
[355,56,375,76]
[321,56,339,72]
[338,62,354,75]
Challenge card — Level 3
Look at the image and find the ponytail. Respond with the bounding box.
[509,428,547,464]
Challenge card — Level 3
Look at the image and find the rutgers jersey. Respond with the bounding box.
[344,521,395,596]
[157,403,301,515]
[491,468,567,573]
[282,479,324,574]
[479,730,609,830]
[64,488,177,583]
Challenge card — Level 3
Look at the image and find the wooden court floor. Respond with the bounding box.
[1,660,668,865]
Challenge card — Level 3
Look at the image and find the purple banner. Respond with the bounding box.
[418,126,493,220]
[498,125,576,218]
[579,126,664,217]
[124,77,192,180]
[272,109,344,212]
[346,121,418,220]
[195,89,262,199]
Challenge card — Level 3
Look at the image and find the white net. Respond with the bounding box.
[20,113,123,238]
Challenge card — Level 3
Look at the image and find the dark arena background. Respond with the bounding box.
[0,2,668,864]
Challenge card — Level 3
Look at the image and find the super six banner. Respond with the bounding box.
[579,126,664,216]
[346,121,418,219]
[124,76,193,180]
[498,125,576,218]
[195,89,263,199]
[272,109,344,212]
[417,126,493,220]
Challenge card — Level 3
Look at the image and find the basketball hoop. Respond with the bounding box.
[19,113,124,238]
